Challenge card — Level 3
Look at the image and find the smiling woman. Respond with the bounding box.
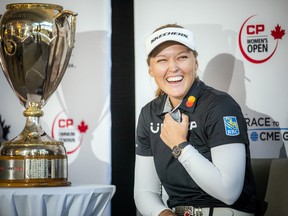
[146,25,198,101]
[148,41,197,107]
[134,24,265,216]
[147,42,197,107]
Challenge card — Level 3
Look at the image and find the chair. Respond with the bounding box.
[251,158,288,216]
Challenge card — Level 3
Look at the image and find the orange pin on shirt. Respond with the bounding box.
[186,96,196,107]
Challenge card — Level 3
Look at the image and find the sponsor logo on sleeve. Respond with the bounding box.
[223,116,240,136]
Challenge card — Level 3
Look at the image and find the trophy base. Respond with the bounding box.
[0,179,71,187]
[0,155,70,187]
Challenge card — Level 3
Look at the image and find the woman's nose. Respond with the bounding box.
[168,60,179,72]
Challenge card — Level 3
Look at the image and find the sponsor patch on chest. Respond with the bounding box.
[223,116,240,136]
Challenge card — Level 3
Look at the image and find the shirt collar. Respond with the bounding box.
[162,96,180,113]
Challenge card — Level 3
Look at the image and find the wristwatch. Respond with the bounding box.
[171,141,190,158]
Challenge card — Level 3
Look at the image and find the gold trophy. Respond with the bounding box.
[0,3,77,187]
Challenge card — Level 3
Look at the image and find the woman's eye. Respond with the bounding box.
[179,55,188,60]
[157,59,166,63]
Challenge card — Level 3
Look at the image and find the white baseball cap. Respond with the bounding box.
[145,27,196,55]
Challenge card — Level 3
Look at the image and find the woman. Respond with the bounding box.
[134,24,261,216]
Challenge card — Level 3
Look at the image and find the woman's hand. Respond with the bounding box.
[160,113,189,149]
[158,209,177,216]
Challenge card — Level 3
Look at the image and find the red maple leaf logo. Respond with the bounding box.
[271,24,285,39]
[78,121,88,133]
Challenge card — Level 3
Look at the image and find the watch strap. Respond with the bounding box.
[178,141,190,149]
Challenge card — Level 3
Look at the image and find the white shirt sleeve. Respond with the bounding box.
[134,155,171,216]
[178,143,246,205]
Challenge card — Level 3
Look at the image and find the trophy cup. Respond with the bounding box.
[0,3,77,187]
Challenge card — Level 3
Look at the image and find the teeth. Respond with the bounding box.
[167,76,183,82]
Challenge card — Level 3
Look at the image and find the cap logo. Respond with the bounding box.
[150,31,188,44]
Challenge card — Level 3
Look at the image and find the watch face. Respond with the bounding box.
[172,145,182,158]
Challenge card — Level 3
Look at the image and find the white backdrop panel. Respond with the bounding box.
[134,0,288,158]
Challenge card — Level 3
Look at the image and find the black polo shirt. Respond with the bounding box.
[136,79,257,213]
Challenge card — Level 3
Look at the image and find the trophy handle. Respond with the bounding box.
[54,10,78,47]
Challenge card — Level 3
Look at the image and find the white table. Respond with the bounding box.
[0,184,116,216]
